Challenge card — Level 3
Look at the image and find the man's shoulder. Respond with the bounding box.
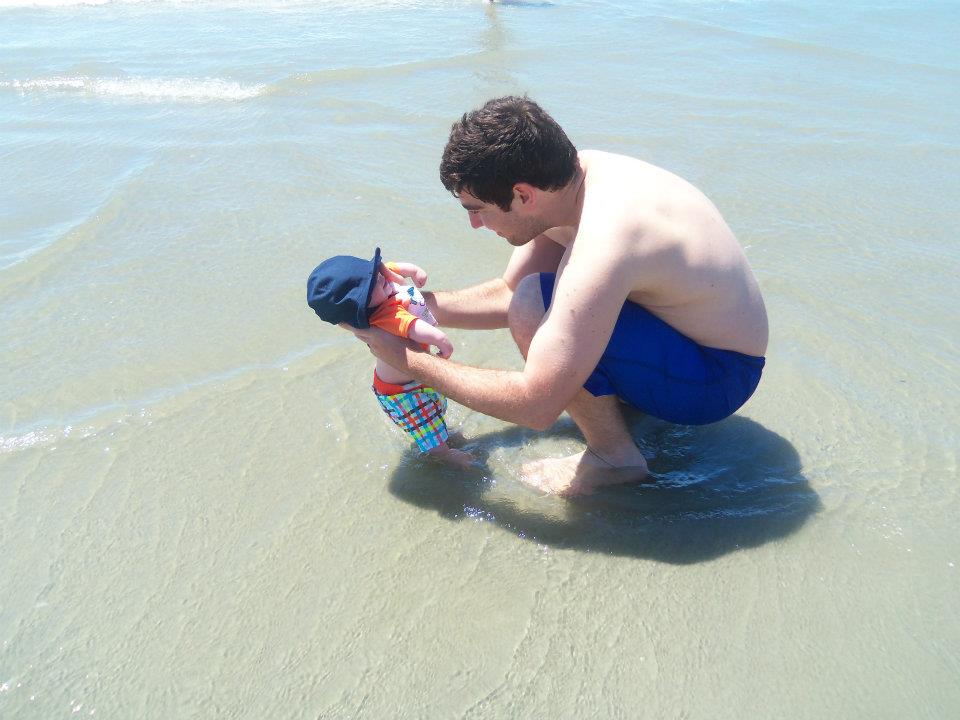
[580,157,697,245]
[580,149,654,180]
[541,226,575,246]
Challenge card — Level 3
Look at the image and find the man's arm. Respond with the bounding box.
[421,278,512,330]
[406,352,552,428]
[354,235,635,430]
[421,233,567,330]
[349,327,555,428]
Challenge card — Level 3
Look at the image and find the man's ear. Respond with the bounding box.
[513,183,537,208]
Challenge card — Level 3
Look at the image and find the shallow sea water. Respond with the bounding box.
[1,1,958,718]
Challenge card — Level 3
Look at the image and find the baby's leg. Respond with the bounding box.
[374,384,474,467]
[414,395,475,467]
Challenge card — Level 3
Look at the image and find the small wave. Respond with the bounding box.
[0,0,201,6]
[0,0,430,7]
[267,50,487,95]
[0,0,147,5]
[0,428,58,454]
[1,75,265,101]
[0,0,459,10]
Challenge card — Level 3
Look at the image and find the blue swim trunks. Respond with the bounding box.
[540,273,765,426]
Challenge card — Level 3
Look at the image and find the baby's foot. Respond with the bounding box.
[427,444,476,469]
[446,430,468,448]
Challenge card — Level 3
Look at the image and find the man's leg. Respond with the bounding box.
[508,274,648,495]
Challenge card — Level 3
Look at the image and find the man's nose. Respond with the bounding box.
[468,212,483,229]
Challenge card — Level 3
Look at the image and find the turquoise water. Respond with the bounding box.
[2,1,958,718]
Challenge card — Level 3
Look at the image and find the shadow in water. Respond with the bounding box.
[387,414,820,564]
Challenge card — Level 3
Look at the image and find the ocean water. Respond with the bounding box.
[1,1,958,718]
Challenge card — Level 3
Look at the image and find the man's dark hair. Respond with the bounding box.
[440,96,578,211]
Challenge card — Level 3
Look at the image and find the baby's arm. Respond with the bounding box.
[407,319,454,359]
[381,261,428,288]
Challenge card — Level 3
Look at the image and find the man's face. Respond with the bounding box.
[458,189,543,247]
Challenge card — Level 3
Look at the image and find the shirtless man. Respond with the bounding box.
[352,96,768,496]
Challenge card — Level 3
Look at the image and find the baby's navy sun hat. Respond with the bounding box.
[306,247,381,329]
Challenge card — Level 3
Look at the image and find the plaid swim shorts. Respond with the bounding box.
[373,378,449,453]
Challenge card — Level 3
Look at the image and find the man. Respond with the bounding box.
[352,96,768,496]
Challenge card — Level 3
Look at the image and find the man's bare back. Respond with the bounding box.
[551,150,767,358]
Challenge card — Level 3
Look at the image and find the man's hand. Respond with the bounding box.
[338,323,420,373]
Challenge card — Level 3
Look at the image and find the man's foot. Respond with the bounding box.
[427,444,476,469]
[520,446,648,496]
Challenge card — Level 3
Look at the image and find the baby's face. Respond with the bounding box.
[367,271,393,307]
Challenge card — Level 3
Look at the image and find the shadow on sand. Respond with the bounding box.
[387,414,819,564]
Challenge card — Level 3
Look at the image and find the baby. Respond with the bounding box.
[307,247,473,466]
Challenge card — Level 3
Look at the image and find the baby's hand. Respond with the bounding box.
[435,336,454,359]
[407,319,453,359]
[383,261,428,288]
[409,266,428,288]
[379,262,405,285]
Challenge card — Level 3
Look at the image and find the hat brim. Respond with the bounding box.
[357,246,382,329]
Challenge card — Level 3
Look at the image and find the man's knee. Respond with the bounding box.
[508,273,546,355]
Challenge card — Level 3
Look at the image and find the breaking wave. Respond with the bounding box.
[1,75,266,101]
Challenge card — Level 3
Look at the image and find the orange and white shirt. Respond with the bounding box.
[367,262,437,339]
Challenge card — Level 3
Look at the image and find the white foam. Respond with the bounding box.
[0,0,134,5]
[2,75,265,101]
[0,0,378,6]
[0,0,448,8]
[0,429,56,454]
[0,0,197,6]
